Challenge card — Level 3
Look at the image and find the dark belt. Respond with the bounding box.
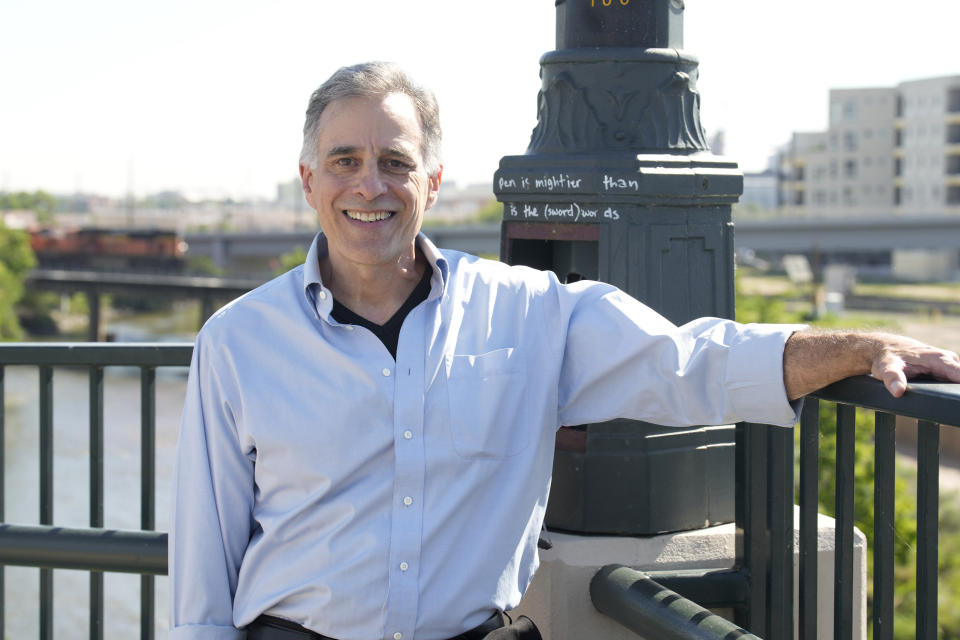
[246,611,506,640]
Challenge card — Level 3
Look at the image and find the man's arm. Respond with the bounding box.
[170,335,253,640]
[783,330,960,401]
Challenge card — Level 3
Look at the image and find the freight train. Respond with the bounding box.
[29,227,187,273]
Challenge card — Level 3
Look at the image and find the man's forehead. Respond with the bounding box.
[316,93,423,153]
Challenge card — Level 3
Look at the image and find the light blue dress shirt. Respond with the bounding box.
[170,232,802,640]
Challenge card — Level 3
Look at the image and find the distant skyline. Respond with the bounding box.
[2,0,959,200]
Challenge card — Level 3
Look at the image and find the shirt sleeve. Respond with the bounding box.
[169,331,254,639]
[551,278,805,429]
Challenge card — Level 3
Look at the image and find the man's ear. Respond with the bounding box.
[299,164,313,195]
[425,165,443,210]
[299,163,317,209]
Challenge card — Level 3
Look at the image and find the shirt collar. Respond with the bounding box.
[302,232,449,320]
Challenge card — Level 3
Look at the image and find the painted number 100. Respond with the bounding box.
[591,0,630,6]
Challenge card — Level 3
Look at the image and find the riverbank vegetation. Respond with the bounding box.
[0,221,36,340]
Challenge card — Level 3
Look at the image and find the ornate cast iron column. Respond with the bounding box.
[495,0,743,534]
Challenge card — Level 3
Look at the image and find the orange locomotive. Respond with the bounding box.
[29,227,187,273]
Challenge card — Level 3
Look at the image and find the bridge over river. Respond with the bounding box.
[182,215,960,276]
[26,215,960,341]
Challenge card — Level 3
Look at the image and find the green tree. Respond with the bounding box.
[734,271,803,324]
[185,256,224,277]
[471,199,503,224]
[0,221,37,339]
[275,246,308,276]
[0,190,57,223]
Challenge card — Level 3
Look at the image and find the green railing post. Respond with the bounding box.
[798,399,820,640]
[0,365,5,640]
[39,364,54,640]
[873,412,897,640]
[735,422,768,635]
[834,403,856,640]
[140,366,157,640]
[916,420,940,640]
[90,365,105,640]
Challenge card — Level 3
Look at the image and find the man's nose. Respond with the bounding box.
[354,164,387,200]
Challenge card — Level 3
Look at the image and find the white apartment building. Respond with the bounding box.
[778,75,960,218]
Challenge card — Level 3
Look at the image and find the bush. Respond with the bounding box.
[0,221,37,340]
[274,246,308,276]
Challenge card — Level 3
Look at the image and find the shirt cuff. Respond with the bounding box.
[726,323,808,427]
[169,624,244,640]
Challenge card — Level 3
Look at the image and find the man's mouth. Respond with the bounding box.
[344,210,395,223]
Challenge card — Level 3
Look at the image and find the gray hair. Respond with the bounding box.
[299,62,442,175]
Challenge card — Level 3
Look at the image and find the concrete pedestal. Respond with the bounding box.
[511,508,866,639]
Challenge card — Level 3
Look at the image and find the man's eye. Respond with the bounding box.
[335,158,355,167]
[386,159,411,170]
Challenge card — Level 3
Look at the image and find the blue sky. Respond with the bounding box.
[2,0,958,199]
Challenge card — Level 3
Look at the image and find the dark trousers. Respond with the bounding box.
[245,611,542,640]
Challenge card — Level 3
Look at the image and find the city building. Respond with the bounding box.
[777,75,960,218]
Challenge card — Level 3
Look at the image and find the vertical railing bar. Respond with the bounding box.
[735,422,769,636]
[767,425,794,640]
[733,422,747,627]
[798,399,820,640]
[873,412,896,640]
[916,420,939,640]
[0,365,5,640]
[140,366,156,640]
[90,366,105,640]
[39,365,54,640]
[834,403,855,640]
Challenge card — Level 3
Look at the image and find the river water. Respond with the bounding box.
[3,319,192,638]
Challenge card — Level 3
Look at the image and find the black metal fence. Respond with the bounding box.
[1,344,958,639]
[0,343,191,640]
[745,377,957,640]
[594,376,958,639]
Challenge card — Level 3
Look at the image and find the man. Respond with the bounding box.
[170,62,960,640]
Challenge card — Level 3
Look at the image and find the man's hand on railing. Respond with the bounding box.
[783,330,960,401]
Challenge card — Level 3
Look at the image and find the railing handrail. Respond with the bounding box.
[0,524,166,575]
[590,565,761,640]
[0,342,193,367]
[811,374,960,427]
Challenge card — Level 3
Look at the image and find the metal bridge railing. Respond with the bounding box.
[796,377,957,640]
[0,343,192,640]
[593,376,959,639]
[3,345,958,640]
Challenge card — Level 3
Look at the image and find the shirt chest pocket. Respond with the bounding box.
[446,347,533,460]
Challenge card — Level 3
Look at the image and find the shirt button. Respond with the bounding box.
[318,290,327,300]
[399,562,409,571]
[403,430,413,440]
[382,368,392,377]
[343,325,354,331]
[394,634,402,640]
[403,496,413,506]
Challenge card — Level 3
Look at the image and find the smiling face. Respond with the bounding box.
[300,92,441,278]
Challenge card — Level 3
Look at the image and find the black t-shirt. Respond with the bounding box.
[330,266,433,359]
